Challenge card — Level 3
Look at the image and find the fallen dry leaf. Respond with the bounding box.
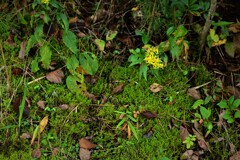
[112,83,124,94]
[39,116,48,133]
[46,69,64,83]
[225,86,240,99]
[84,91,97,103]
[141,111,158,119]
[230,142,236,154]
[19,41,27,59]
[230,151,240,160]
[79,148,91,160]
[20,133,31,139]
[180,126,190,141]
[187,87,201,100]
[58,104,69,110]
[79,138,97,149]
[12,95,31,118]
[37,100,45,109]
[32,148,41,159]
[149,83,163,93]
[101,95,108,104]
[192,128,210,151]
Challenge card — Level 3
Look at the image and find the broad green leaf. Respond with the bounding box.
[174,25,188,38]
[31,56,40,73]
[63,29,78,54]
[142,33,149,44]
[94,39,105,51]
[56,13,69,30]
[192,99,204,109]
[166,26,175,37]
[26,35,36,55]
[40,44,52,69]
[234,110,240,119]
[66,55,79,73]
[128,54,144,67]
[228,96,235,105]
[204,96,211,104]
[170,45,182,59]
[194,113,201,119]
[217,100,228,109]
[128,121,138,140]
[106,30,118,41]
[232,99,240,110]
[222,110,233,123]
[139,63,148,80]
[34,24,44,43]
[210,29,219,42]
[66,75,82,93]
[79,52,98,75]
[200,106,211,119]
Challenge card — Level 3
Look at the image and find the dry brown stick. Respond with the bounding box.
[199,0,217,54]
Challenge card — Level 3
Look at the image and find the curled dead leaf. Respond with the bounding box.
[32,148,41,159]
[37,100,45,109]
[112,83,124,94]
[79,138,97,149]
[187,88,201,100]
[180,126,190,141]
[149,83,163,93]
[46,69,64,83]
[12,95,31,118]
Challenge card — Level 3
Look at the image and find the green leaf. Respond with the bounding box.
[128,121,138,140]
[63,29,78,54]
[139,63,148,80]
[56,13,69,30]
[31,56,40,73]
[228,96,235,106]
[232,99,240,110]
[128,54,144,67]
[94,39,105,51]
[217,100,228,109]
[166,26,175,37]
[204,96,211,104]
[200,106,211,119]
[194,113,201,119]
[26,35,36,55]
[192,99,204,109]
[34,24,44,43]
[212,21,234,27]
[210,29,219,42]
[19,83,27,127]
[174,25,188,38]
[234,110,240,119]
[66,75,82,93]
[40,44,52,69]
[106,30,118,41]
[66,55,79,73]
[224,42,235,58]
[127,115,137,123]
[170,45,182,59]
[142,33,149,44]
[116,117,127,128]
[79,52,98,75]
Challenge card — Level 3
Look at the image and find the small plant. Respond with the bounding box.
[183,134,196,149]
[115,110,138,140]
[192,96,213,137]
[217,96,240,123]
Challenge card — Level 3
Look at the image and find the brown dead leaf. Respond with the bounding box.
[20,133,32,139]
[12,67,24,76]
[112,83,124,94]
[230,142,236,154]
[52,147,59,156]
[39,116,48,133]
[79,138,97,149]
[69,17,78,23]
[79,148,91,160]
[229,24,240,33]
[181,150,199,160]
[187,87,201,100]
[149,83,163,93]
[230,151,240,160]
[192,128,210,151]
[37,100,45,109]
[58,104,69,110]
[141,111,158,119]
[32,148,41,159]
[19,41,27,60]
[46,69,64,83]
[225,86,240,99]
[180,126,190,141]
[12,95,31,118]
[84,75,98,84]
[84,91,97,103]
[101,95,108,104]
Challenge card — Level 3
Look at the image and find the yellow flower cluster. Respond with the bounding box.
[41,0,49,4]
[143,45,164,69]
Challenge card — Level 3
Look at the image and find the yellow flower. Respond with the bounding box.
[41,0,49,4]
[143,45,164,69]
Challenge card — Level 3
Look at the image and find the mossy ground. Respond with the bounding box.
[1,56,227,159]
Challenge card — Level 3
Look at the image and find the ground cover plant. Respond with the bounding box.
[1,0,240,159]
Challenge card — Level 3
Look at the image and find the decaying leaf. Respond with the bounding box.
[149,83,163,93]
[101,95,108,104]
[79,148,91,160]
[187,87,201,100]
[112,83,124,94]
[37,100,45,109]
[94,39,105,51]
[39,116,48,133]
[19,41,27,59]
[141,111,158,119]
[79,138,97,149]
[180,150,199,160]
[180,126,190,141]
[32,148,41,159]
[12,95,31,118]
[20,133,31,139]
[46,69,64,83]
[230,151,240,160]
[58,104,69,110]
[84,91,97,103]
[192,128,210,151]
